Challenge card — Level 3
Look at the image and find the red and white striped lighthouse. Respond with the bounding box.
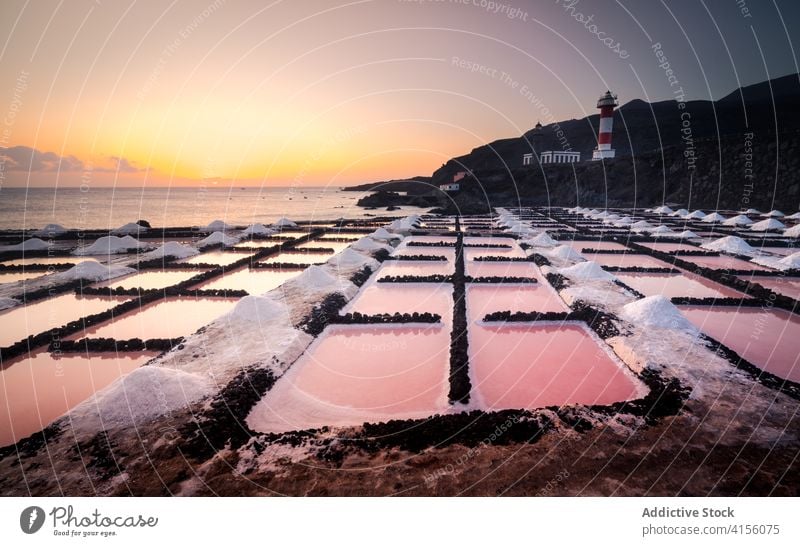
[592,90,618,160]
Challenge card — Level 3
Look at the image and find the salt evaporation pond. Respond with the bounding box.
[261,252,330,265]
[564,240,629,251]
[469,323,644,409]
[376,261,454,278]
[192,268,300,295]
[635,242,702,253]
[0,294,127,347]
[615,272,746,299]
[738,276,800,300]
[76,297,237,340]
[392,246,456,262]
[295,240,351,253]
[466,284,567,319]
[2,256,115,266]
[178,251,254,266]
[343,283,453,323]
[679,255,772,271]
[246,324,451,433]
[96,270,200,290]
[234,240,281,249]
[464,246,526,260]
[584,253,672,269]
[755,247,799,256]
[0,271,48,283]
[465,261,538,279]
[680,306,800,382]
[0,350,156,447]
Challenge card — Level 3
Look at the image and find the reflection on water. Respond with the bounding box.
[585,253,672,269]
[194,268,300,295]
[261,252,329,265]
[95,270,200,290]
[247,325,451,433]
[680,306,800,382]
[0,294,127,347]
[466,284,567,318]
[737,276,800,300]
[615,272,745,299]
[178,251,254,266]
[465,261,537,279]
[0,350,155,447]
[76,297,237,340]
[345,283,453,324]
[679,255,771,271]
[376,261,454,278]
[0,271,48,284]
[470,323,643,409]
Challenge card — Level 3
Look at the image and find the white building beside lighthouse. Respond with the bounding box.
[592,90,618,160]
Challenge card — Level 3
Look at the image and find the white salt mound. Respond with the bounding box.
[675,230,700,239]
[0,297,19,310]
[54,260,135,282]
[650,225,674,234]
[0,237,51,252]
[112,222,147,235]
[141,241,199,260]
[701,236,754,255]
[79,366,211,428]
[327,248,378,270]
[351,237,392,253]
[764,210,785,218]
[631,220,653,230]
[744,208,761,215]
[227,295,290,323]
[750,218,786,231]
[545,245,584,262]
[292,265,354,294]
[73,235,147,256]
[671,209,690,217]
[687,210,706,219]
[273,217,298,228]
[197,231,239,247]
[785,212,800,220]
[205,219,233,231]
[241,223,274,236]
[779,252,800,269]
[653,205,674,214]
[620,295,697,332]
[701,212,726,223]
[559,261,616,282]
[784,224,800,238]
[529,232,557,247]
[723,214,753,226]
[370,227,402,242]
[34,223,67,237]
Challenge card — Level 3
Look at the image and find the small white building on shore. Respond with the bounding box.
[523,151,581,165]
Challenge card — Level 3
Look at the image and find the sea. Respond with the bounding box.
[0,186,406,231]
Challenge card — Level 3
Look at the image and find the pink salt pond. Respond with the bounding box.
[470,323,644,410]
[261,252,330,265]
[0,350,156,447]
[465,261,537,279]
[344,283,453,324]
[295,240,351,253]
[466,284,567,320]
[680,306,800,383]
[194,268,300,294]
[0,294,127,347]
[376,261,453,278]
[738,276,800,300]
[75,296,237,340]
[679,255,772,271]
[615,272,746,299]
[464,246,526,260]
[636,242,703,253]
[178,251,254,267]
[564,240,629,252]
[0,271,49,283]
[392,246,456,262]
[247,325,451,433]
[584,253,672,269]
[95,270,200,291]
[2,256,113,266]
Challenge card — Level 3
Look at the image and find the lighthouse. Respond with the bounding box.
[592,90,618,160]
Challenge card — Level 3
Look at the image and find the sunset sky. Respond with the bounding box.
[1,0,799,188]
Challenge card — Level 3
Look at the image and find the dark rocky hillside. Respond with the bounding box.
[347,73,800,209]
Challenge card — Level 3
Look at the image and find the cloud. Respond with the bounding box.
[107,156,144,173]
[0,146,145,173]
[0,145,83,171]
